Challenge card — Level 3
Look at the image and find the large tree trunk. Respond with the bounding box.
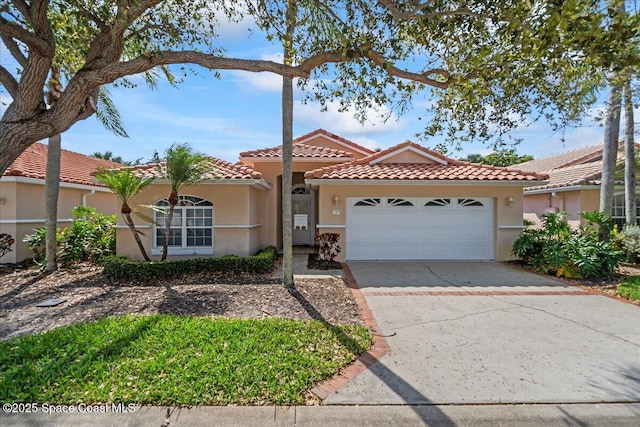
[281,0,297,289]
[282,75,294,288]
[44,134,61,271]
[599,83,622,237]
[624,79,636,226]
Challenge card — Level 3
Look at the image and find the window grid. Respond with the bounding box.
[154,196,213,248]
[611,194,640,229]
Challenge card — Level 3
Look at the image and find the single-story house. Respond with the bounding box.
[114,129,547,262]
[514,143,640,229]
[0,143,121,264]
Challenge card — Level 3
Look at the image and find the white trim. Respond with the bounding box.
[151,247,214,256]
[294,134,372,155]
[523,185,598,195]
[498,225,527,230]
[316,224,346,229]
[306,179,545,187]
[239,157,352,164]
[0,218,73,224]
[370,145,448,165]
[149,178,271,190]
[212,224,262,229]
[0,176,112,192]
[114,224,152,229]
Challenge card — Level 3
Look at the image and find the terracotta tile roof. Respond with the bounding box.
[3,142,123,186]
[239,143,355,159]
[524,162,604,191]
[293,129,376,155]
[116,157,264,180]
[305,141,547,182]
[514,145,604,173]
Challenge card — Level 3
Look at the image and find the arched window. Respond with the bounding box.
[292,184,310,194]
[154,195,213,250]
[611,193,640,228]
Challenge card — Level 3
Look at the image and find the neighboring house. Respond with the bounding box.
[0,143,121,264]
[115,129,546,262]
[515,144,640,229]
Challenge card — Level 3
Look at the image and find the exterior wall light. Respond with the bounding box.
[505,196,515,206]
[332,196,340,207]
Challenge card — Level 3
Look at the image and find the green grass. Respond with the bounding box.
[0,315,371,405]
[617,276,640,302]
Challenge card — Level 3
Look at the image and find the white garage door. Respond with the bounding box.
[346,197,494,260]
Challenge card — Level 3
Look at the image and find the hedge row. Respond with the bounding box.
[102,246,278,281]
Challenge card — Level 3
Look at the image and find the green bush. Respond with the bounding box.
[614,225,640,263]
[513,211,622,279]
[23,206,116,266]
[102,246,278,281]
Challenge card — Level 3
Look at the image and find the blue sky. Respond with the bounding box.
[1,12,631,165]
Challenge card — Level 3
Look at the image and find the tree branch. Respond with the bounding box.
[0,17,52,55]
[0,64,19,97]
[378,0,490,21]
[76,6,107,31]
[1,35,27,67]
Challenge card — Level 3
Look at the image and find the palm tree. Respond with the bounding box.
[94,168,155,261]
[158,144,209,260]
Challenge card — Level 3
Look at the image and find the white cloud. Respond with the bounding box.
[294,100,406,136]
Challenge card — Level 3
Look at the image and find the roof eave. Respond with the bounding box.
[305,178,547,187]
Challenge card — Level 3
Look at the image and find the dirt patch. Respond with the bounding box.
[0,264,363,341]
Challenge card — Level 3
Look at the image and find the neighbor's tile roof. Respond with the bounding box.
[524,162,604,191]
[239,143,355,159]
[305,141,547,182]
[3,142,123,186]
[116,157,264,180]
[514,145,604,173]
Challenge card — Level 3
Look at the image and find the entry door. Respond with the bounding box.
[292,193,314,245]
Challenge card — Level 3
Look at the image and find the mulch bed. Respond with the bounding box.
[0,263,363,341]
[307,254,342,270]
[513,261,640,305]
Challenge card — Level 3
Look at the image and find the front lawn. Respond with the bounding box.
[0,315,371,405]
[617,276,640,302]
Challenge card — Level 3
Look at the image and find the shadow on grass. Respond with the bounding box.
[0,316,159,402]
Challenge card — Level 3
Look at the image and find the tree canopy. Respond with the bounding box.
[1,1,637,175]
[459,149,534,167]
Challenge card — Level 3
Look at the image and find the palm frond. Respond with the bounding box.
[95,87,129,138]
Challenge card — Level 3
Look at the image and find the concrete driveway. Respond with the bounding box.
[325,262,640,406]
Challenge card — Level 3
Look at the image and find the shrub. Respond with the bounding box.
[102,246,278,281]
[614,225,640,263]
[512,211,622,279]
[23,206,116,266]
[314,232,341,262]
[0,233,16,258]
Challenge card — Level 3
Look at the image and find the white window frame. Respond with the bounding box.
[611,192,640,228]
[151,195,214,256]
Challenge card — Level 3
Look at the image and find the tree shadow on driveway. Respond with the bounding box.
[287,285,458,426]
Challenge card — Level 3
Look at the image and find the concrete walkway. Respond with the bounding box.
[324,262,640,406]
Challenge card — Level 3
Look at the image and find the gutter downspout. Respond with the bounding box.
[81,189,95,207]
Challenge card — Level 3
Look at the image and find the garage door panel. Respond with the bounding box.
[346,196,494,260]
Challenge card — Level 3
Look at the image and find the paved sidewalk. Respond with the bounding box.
[2,403,639,426]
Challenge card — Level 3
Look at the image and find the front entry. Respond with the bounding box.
[292,185,314,245]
